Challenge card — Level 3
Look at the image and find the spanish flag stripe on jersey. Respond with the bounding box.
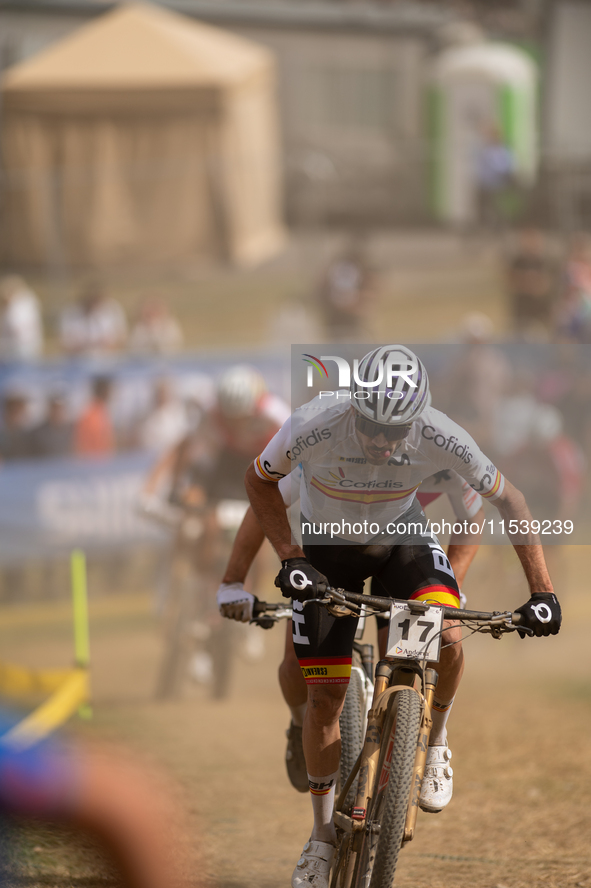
[481,470,503,499]
[255,455,279,483]
[310,477,420,506]
[409,585,460,609]
[298,656,352,685]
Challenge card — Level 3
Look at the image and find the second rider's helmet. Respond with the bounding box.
[351,344,429,426]
[217,365,266,419]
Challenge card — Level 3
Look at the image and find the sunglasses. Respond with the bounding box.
[354,414,412,442]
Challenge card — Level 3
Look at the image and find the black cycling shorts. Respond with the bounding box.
[292,502,460,687]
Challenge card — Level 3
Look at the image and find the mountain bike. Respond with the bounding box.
[253,588,527,888]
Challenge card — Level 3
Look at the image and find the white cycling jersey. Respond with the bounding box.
[417,470,482,522]
[279,465,481,522]
[255,394,502,542]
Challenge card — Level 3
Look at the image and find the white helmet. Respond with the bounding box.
[351,344,429,426]
[216,365,266,418]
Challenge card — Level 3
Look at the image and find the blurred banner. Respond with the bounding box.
[0,452,160,564]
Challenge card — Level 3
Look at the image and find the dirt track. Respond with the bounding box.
[1,545,591,888]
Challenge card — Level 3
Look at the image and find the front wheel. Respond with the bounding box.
[356,688,422,888]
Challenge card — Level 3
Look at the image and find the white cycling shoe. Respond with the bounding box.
[291,839,336,888]
[419,745,453,813]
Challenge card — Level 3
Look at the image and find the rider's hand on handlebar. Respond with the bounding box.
[275,558,328,601]
[515,592,562,638]
[217,582,256,622]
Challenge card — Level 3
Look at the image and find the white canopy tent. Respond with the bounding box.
[0,2,285,267]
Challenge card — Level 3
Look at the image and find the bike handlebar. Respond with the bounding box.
[252,587,524,632]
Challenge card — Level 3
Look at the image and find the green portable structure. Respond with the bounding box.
[429,42,538,224]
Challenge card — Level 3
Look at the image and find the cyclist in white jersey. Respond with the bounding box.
[246,345,561,888]
[217,465,484,794]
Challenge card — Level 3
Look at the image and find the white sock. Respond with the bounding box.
[290,703,307,728]
[308,769,339,844]
[430,697,454,747]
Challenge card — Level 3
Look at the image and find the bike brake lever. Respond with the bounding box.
[250,616,276,629]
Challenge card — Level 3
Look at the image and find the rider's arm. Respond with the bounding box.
[422,412,555,599]
[244,462,303,561]
[222,472,295,584]
[221,507,265,585]
[447,506,484,587]
[492,480,554,594]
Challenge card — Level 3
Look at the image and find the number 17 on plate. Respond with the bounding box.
[386,602,444,662]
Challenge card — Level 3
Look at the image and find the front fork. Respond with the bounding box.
[403,666,437,841]
[347,660,438,843]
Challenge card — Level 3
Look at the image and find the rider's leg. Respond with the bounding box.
[428,619,463,746]
[279,621,308,726]
[281,623,309,793]
[291,540,372,886]
[304,683,348,844]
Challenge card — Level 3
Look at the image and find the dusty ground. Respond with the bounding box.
[0,545,590,888]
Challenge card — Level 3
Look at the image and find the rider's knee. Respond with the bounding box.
[441,620,462,648]
[306,683,348,726]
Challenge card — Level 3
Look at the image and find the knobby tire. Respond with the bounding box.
[357,688,422,888]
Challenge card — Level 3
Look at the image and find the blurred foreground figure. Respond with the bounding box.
[0,720,193,888]
[0,276,43,361]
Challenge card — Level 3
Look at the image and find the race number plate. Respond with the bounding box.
[386,603,444,662]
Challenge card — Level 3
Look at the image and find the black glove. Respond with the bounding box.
[275,558,328,601]
[515,592,562,638]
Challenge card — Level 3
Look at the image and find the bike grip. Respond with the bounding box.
[512,612,523,625]
[252,600,266,617]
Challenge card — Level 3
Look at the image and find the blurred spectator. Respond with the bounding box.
[0,386,35,462]
[30,390,74,459]
[129,298,183,356]
[555,232,591,343]
[558,368,591,460]
[443,313,511,451]
[74,377,115,457]
[60,283,127,356]
[318,235,376,341]
[135,378,189,453]
[0,275,43,361]
[494,384,585,524]
[505,228,559,340]
[473,121,515,234]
